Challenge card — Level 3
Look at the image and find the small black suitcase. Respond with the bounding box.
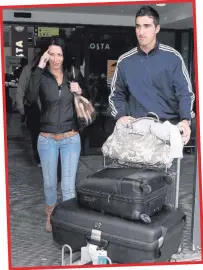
[76,167,172,223]
[51,199,186,263]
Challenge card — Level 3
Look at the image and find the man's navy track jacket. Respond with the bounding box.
[109,42,195,121]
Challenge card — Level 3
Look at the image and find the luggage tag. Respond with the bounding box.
[81,244,92,264]
[97,248,108,264]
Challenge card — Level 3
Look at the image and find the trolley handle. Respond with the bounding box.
[61,244,73,266]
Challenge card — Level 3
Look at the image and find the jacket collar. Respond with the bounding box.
[137,40,159,56]
[44,66,70,85]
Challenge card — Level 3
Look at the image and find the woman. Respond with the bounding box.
[25,36,87,232]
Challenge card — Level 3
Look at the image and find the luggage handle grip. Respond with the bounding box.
[86,235,108,249]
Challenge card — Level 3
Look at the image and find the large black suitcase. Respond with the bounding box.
[76,167,172,223]
[51,199,186,263]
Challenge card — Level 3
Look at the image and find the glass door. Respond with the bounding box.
[82,26,136,154]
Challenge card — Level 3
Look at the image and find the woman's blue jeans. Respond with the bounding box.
[37,133,81,206]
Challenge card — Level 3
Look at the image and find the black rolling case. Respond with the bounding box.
[51,198,186,263]
[76,167,172,223]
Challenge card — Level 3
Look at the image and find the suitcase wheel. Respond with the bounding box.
[164,176,173,185]
[140,184,152,194]
[168,257,176,262]
[140,214,151,224]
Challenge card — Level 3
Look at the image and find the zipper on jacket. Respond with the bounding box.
[46,70,65,133]
[58,84,62,132]
[58,85,62,98]
[53,76,62,133]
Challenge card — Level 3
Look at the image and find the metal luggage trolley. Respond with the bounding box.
[60,156,182,266]
[103,155,183,261]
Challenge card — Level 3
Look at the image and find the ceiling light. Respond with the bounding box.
[156,3,166,6]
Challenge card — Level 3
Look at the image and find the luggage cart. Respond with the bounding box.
[57,157,184,266]
[103,156,183,260]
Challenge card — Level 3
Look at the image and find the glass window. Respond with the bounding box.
[87,27,136,106]
[85,26,137,149]
[4,25,10,47]
[157,30,175,48]
[181,31,190,70]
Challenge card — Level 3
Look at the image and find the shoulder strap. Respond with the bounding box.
[68,66,79,81]
[72,66,75,79]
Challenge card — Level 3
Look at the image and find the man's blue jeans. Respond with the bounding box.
[37,133,81,206]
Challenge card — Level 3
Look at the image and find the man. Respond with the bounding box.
[15,63,41,167]
[13,57,28,81]
[109,5,195,145]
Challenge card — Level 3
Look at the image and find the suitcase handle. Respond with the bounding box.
[86,235,108,250]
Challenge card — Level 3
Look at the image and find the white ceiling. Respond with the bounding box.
[25,3,190,16]
[4,3,193,29]
[37,3,194,29]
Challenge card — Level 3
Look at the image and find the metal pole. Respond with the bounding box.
[175,158,181,208]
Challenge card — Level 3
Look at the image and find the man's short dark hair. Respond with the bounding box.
[136,6,160,26]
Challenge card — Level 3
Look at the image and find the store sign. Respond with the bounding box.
[11,25,28,58]
[89,43,110,50]
[36,27,59,37]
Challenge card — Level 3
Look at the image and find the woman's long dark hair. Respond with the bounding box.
[31,36,72,72]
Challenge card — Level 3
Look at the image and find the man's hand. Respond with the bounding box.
[118,116,135,125]
[178,120,191,145]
